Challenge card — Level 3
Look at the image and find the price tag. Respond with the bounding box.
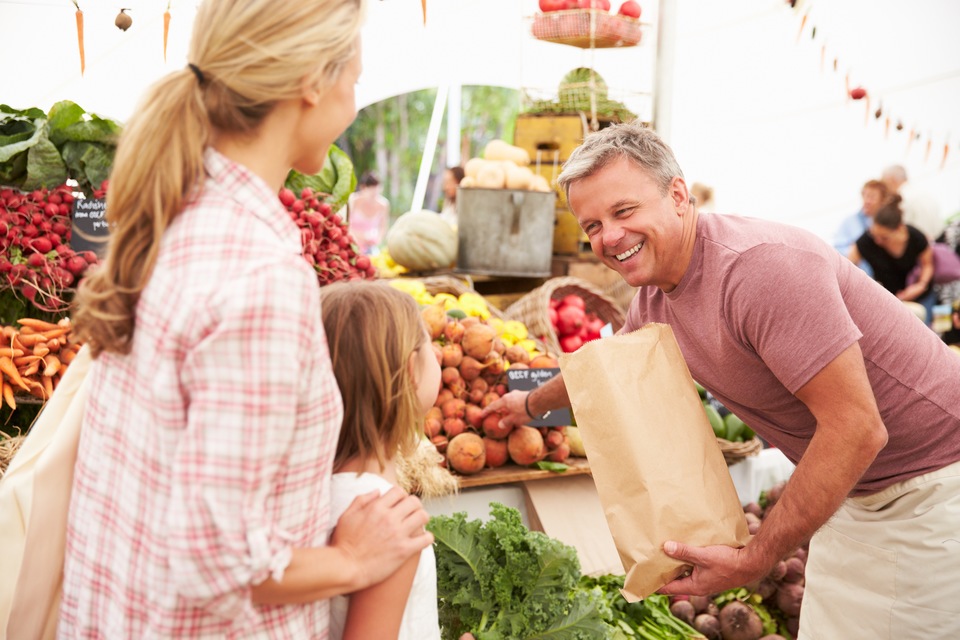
[505,367,571,427]
[71,198,109,257]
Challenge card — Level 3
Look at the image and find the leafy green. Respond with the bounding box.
[428,503,609,639]
[60,140,114,192]
[23,130,67,191]
[284,144,356,213]
[533,460,570,473]
[579,575,706,640]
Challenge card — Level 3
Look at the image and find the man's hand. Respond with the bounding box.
[479,389,531,431]
[657,540,770,597]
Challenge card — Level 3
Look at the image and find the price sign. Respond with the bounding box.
[71,198,109,257]
[505,367,571,427]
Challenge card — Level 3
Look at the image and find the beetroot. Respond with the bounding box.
[694,613,722,640]
[775,582,804,618]
[669,600,696,625]
[718,601,763,640]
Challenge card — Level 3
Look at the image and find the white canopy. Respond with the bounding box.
[3,0,959,240]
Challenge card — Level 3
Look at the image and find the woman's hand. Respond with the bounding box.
[331,487,433,590]
[896,282,927,301]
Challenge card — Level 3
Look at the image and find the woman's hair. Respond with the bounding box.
[874,194,904,229]
[448,166,465,184]
[321,281,427,472]
[359,171,380,188]
[861,179,888,200]
[74,0,364,356]
[557,120,684,202]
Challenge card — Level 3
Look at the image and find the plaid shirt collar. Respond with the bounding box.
[203,147,301,254]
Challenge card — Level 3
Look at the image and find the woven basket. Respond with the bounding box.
[717,436,764,466]
[602,278,638,315]
[530,10,644,48]
[504,276,625,356]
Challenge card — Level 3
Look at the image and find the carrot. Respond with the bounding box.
[43,355,61,378]
[19,333,46,347]
[28,380,46,400]
[58,317,72,328]
[0,348,23,359]
[164,3,171,62]
[40,327,70,340]
[61,348,78,365]
[73,2,85,76]
[11,335,27,354]
[13,355,42,368]
[42,375,54,399]
[46,339,61,353]
[21,360,40,377]
[0,356,30,391]
[421,0,426,24]
[2,382,15,410]
[17,318,61,332]
[33,344,50,358]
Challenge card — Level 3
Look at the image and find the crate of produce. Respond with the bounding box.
[504,276,625,356]
[718,435,764,465]
[530,9,644,48]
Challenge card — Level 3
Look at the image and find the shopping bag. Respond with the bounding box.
[558,324,749,601]
[907,242,960,286]
[0,345,92,640]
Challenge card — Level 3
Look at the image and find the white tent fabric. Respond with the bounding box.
[2,0,958,240]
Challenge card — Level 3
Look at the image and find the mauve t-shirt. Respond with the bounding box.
[623,213,960,496]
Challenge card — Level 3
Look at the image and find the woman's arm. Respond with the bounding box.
[897,245,934,301]
[251,487,432,604]
[847,244,862,265]
[341,551,420,640]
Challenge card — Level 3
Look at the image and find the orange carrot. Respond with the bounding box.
[2,382,15,410]
[19,333,47,348]
[421,0,426,24]
[13,355,42,368]
[40,327,69,340]
[17,318,61,332]
[43,354,61,378]
[0,356,30,391]
[42,375,54,399]
[21,360,40,378]
[0,348,22,359]
[73,2,85,76]
[61,348,78,365]
[33,344,50,358]
[164,4,172,62]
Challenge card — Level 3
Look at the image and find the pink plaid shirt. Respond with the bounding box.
[60,148,344,638]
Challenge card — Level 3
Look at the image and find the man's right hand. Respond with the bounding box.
[480,389,532,431]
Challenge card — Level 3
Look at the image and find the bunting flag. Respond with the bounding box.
[784,0,954,168]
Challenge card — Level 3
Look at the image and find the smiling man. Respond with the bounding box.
[481,121,960,638]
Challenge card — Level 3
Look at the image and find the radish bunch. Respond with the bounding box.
[0,184,100,314]
[278,187,376,285]
[549,294,606,353]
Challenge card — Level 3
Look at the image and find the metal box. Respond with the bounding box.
[456,188,557,277]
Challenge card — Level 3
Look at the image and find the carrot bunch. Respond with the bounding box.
[0,317,82,409]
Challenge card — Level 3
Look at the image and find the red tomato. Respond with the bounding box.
[617,0,642,18]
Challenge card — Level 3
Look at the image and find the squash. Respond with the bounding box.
[483,139,530,166]
[528,174,552,192]
[459,176,477,188]
[504,164,534,190]
[464,157,489,179]
[386,210,458,272]
[475,162,506,189]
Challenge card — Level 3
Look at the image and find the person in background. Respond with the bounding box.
[62,0,433,637]
[438,165,465,228]
[881,164,945,240]
[832,179,888,277]
[848,194,935,319]
[347,171,390,255]
[321,281,442,640]
[483,121,960,639]
[689,182,715,212]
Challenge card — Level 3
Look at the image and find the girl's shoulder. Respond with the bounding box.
[329,472,398,521]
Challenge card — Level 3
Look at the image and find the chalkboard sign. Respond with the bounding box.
[505,367,572,427]
[71,198,109,257]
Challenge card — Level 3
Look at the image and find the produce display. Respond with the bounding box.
[550,292,607,352]
[0,184,101,314]
[385,210,458,272]
[459,139,552,192]
[525,67,638,123]
[531,4,644,49]
[696,382,757,443]
[0,317,81,408]
[388,279,577,475]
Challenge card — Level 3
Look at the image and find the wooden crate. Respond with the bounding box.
[513,114,589,162]
[553,207,583,256]
[531,161,567,210]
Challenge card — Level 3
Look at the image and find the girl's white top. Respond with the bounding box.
[328,472,441,640]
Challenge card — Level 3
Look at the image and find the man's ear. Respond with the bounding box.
[671,176,690,214]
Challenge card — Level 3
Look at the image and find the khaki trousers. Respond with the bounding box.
[799,459,960,639]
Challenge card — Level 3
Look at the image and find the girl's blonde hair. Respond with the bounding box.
[74,0,364,356]
[321,281,428,472]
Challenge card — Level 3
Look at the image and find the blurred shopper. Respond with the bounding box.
[62,0,433,637]
[881,164,945,240]
[689,182,716,212]
[438,165,465,228]
[849,195,935,319]
[832,179,888,277]
[483,121,960,639]
[348,171,390,255]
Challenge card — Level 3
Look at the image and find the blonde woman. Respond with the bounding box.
[60,0,432,637]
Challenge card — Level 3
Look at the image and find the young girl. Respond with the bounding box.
[320,281,442,640]
[60,0,431,636]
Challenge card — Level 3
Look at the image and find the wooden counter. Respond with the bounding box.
[455,457,591,489]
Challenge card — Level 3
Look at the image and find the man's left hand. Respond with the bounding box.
[656,540,769,596]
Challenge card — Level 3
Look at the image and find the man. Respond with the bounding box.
[881,164,946,240]
[832,179,888,277]
[483,122,960,638]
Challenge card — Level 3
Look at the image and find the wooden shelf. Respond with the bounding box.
[456,457,591,489]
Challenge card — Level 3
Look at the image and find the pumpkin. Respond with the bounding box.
[386,210,458,271]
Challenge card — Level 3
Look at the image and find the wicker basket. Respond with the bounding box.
[504,276,625,356]
[530,10,644,48]
[717,436,764,466]
[602,278,637,315]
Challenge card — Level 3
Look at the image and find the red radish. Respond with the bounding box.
[278,188,296,207]
[560,333,584,352]
[560,294,585,310]
[539,0,568,10]
[556,304,585,335]
[617,0,641,18]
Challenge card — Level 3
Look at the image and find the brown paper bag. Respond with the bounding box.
[558,323,749,601]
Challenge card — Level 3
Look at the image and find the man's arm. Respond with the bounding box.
[479,372,570,429]
[660,341,888,595]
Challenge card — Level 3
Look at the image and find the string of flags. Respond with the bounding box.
[784,0,954,169]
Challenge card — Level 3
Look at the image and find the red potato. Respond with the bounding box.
[481,412,512,440]
[544,429,565,450]
[546,442,570,462]
[507,426,545,466]
[447,432,486,475]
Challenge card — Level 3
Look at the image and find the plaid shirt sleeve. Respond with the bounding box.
[166,255,323,619]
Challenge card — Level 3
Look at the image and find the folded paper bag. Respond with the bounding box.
[558,323,749,601]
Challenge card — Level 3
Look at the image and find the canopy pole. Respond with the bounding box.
[446,83,462,168]
[411,84,449,212]
[652,0,677,144]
